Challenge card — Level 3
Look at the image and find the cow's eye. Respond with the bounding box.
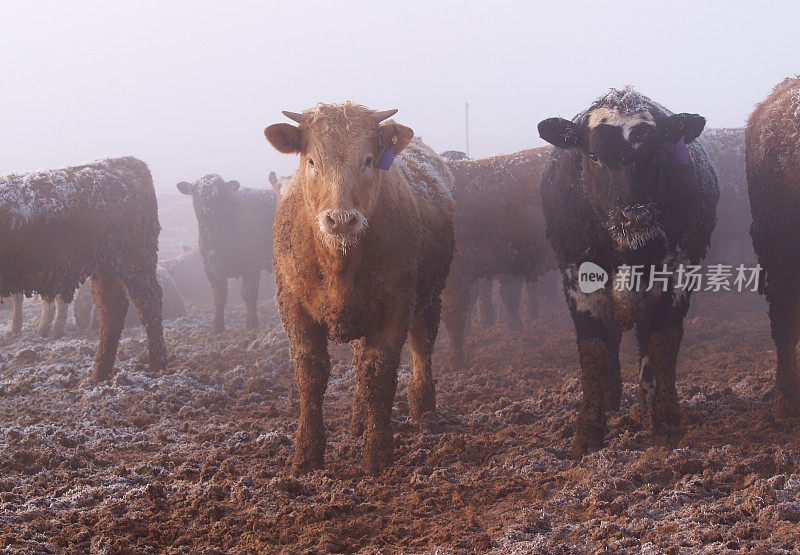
[365,155,373,168]
[307,158,315,167]
[589,153,602,165]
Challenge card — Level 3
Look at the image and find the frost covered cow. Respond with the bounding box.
[0,157,167,381]
[177,174,276,333]
[746,76,800,419]
[440,148,555,369]
[538,88,719,457]
[264,103,455,474]
[698,128,752,263]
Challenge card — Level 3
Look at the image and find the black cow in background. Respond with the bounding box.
[538,87,719,458]
[177,174,276,333]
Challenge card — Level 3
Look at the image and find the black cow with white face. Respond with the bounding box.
[177,174,276,333]
[538,88,719,458]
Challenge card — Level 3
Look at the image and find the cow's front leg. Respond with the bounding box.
[568,302,620,459]
[354,325,407,475]
[281,296,330,475]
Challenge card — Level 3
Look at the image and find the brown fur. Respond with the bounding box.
[0,157,166,380]
[746,76,800,418]
[441,148,556,369]
[265,103,455,475]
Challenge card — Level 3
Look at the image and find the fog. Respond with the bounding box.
[1,0,798,190]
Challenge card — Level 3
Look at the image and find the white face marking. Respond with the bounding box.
[588,107,656,142]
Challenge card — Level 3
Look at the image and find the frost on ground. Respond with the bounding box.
[0,290,798,553]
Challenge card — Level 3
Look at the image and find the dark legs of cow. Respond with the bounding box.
[765,272,800,418]
[636,296,689,447]
[241,271,260,330]
[499,275,523,331]
[91,269,129,381]
[407,298,442,431]
[122,271,167,376]
[208,274,227,334]
[569,301,622,459]
[10,293,23,335]
[442,274,471,371]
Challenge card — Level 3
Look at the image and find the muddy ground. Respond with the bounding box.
[0,281,798,554]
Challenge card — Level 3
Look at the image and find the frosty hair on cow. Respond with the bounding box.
[538,86,706,151]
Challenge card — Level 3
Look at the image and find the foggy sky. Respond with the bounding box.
[1,1,798,191]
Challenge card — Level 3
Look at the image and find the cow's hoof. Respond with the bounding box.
[363,450,392,476]
[650,428,683,449]
[363,431,393,475]
[291,452,324,476]
[92,368,114,383]
[774,391,800,420]
[571,432,603,460]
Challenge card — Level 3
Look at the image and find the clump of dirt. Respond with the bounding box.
[0,289,798,553]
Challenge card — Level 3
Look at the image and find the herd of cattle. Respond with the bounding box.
[1,78,799,475]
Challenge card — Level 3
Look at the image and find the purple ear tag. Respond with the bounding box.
[376,135,397,170]
[673,136,690,165]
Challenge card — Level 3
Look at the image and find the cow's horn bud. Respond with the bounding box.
[373,109,398,122]
[282,111,307,124]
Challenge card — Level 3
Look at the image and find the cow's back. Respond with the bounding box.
[0,156,158,298]
[394,138,456,304]
[449,147,554,278]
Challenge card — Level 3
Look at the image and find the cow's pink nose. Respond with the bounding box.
[324,210,360,234]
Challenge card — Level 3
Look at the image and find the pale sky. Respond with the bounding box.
[1,1,798,190]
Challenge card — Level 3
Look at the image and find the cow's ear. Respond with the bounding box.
[268,171,278,186]
[265,123,302,154]
[227,180,240,193]
[538,117,581,149]
[380,122,414,155]
[176,181,195,195]
[664,113,706,143]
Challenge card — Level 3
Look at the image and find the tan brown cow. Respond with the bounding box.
[747,76,800,419]
[441,147,556,369]
[265,103,455,475]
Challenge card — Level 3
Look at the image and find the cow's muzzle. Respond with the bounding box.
[316,209,367,248]
[619,204,655,231]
